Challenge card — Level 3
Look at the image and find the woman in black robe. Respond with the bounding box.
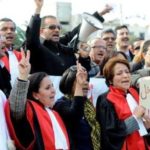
[96,58,150,150]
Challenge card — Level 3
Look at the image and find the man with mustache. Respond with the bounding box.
[0,19,21,96]
[115,25,134,62]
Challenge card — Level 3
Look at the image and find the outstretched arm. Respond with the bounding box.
[26,0,43,49]
[9,50,31,120]
[34,0,43,15]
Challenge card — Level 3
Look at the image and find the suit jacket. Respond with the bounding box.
[26,15,77,75]
[26,12,105,75]
[0,66,11,97]
[0,50,21,97]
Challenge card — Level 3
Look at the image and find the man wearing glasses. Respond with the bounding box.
[88,38,107,66]
[26,0,110,76]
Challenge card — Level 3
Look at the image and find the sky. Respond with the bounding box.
[0,0,149,27]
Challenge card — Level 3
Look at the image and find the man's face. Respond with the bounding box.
[89,39,107,65]
[0,31,6,57]
[0,21,16,48]
[40,17,61,42]
[133,40,144,55]
[116,27,129,50]
[102,32,116,52]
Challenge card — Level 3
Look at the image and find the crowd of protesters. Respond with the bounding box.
[0,0,150,149]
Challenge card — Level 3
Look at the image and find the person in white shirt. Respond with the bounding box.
[0,90,15,150]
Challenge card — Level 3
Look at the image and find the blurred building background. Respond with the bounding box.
[0,0,149,47]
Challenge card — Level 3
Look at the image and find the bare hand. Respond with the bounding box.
[99,4,113,16]
[133,106,145,119]
[34,0,43,13]
[76,62,88,86]
[143,109,150,129]
[18,49,31,80]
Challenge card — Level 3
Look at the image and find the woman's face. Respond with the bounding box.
[33,76,56,108]
[112,63,131,92]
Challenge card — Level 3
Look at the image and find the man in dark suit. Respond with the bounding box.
[0,34,11,97]
[26,0,108,75]
[0,18,22,84]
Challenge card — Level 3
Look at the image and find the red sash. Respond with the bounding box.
[1,50,22,72]
[5,100,70,150]
[107,86,150,150]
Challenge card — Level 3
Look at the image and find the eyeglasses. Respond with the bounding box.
[43,24,62,30]
[103,37,115,41]
[92,45,107,50]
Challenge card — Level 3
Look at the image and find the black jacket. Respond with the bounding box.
[96,92,126,150]
[0,66,11,98]
[26,15,77,75]
[26,12,104,75]
[53,96,93,150]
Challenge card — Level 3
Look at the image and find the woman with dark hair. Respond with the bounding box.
[5,50,69,150]
[96,57,150,150]
[53,65,101,150]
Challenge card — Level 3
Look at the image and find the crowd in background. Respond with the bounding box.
[0,0,150,149]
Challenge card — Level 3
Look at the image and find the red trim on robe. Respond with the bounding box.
[5,100,70,150]
[1,50,22,72]
[107,86,150,150]
[5,101,35,150]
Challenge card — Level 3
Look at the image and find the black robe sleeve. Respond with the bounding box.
[96,92,127,150]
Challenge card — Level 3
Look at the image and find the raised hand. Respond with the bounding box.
[18,49,31,81]
[99,4,113,16]
[74,62,88,96]
[34,0,44,14]
[76,62,88,86]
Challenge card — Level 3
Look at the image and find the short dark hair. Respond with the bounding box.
[103,58,130,86]
[101,29,116,37]
[115,25,128,34]
[0,18,16,30]
[27,72,48,101]
[41,15,57,28]
[59,66,77,95]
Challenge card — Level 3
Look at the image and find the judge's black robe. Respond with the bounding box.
[96,92,127,150]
